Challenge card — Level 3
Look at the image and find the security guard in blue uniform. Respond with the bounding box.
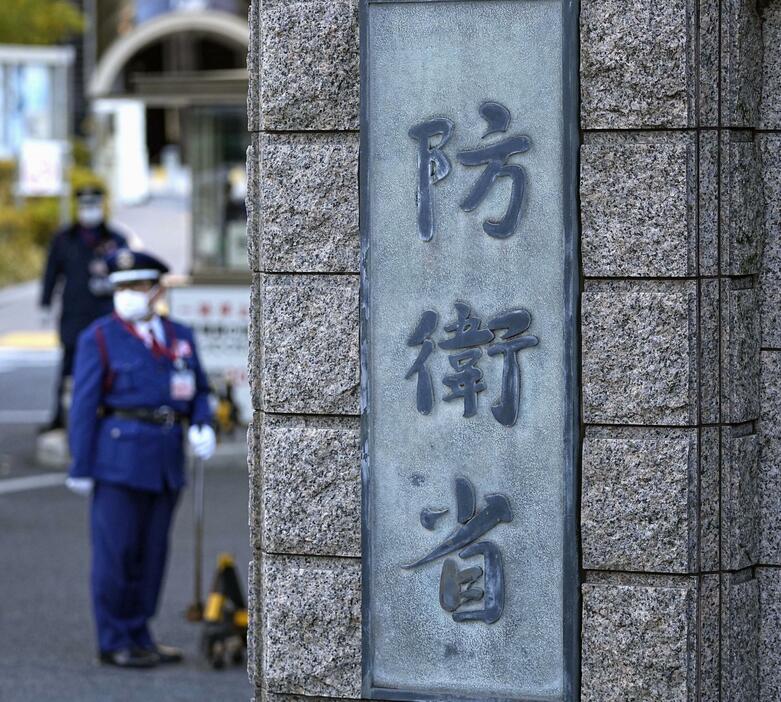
[40,186,127,430]
[66,249,217,668]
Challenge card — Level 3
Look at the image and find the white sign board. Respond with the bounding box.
[18,139,66,196]
[168,285,250,423]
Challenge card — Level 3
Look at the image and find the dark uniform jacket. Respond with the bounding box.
[68,314,212,493]
[40,224,127,346]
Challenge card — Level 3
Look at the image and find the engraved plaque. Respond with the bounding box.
[360,1,579,699]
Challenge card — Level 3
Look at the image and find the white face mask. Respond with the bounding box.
[78,205,103,228]
[113,286,157,321]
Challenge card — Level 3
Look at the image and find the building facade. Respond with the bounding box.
[246,0,781,699]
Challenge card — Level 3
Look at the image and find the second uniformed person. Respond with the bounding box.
[66,250,217,668]
[40,186,127,431]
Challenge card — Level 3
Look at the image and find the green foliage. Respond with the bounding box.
[0,0,85,45]
[71,139,91,169]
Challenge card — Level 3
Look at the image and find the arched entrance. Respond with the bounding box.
[87,9,250,277]
[89,11,248,98]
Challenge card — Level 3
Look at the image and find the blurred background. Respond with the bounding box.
[0,1,251,698]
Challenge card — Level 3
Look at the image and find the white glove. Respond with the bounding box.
[40,307,54,329]
[188,424,216,461]
[65,477,94,496]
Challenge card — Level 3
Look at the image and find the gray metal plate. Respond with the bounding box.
[360,1,579,699]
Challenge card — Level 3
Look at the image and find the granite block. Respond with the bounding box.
[699,0,720,127]
[721,282,761,424]
[260,0,359,130]
[721,0,763,127]
[700,574,720,702]
[761,351,781,564]
[248,557,261,688]
[261,555,361,698]
[760,134,781,348]
[249,272,263,411]
[699,130,720,276]
[248,0,260,133]
[581,427,697,573]
[700,427,721,571]
[758,567,781,701]
[261,415,360,557]
[248,412,263,556]
[700,278,721,425]
[581,133,695,277]
[721,428,760,570]
[581,581,695,701]
[247,135,260,272]
[721,573,759,701]
[580,0,693,129]
[259,133,359,273]
[261,274,360,415]
[263,695,361,702]
[582,281,698,425]
[760,2,781,128]
[720,132,764,276]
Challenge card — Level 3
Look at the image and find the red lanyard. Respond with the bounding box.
[115,313,179,362]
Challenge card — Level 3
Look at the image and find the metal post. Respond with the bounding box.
[186,455,206,621]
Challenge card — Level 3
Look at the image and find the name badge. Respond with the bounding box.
[170,369,196,401]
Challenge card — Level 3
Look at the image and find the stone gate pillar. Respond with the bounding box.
[246,0,781,699]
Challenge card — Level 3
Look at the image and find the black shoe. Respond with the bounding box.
[148,643,184,664]
[37,420,63,435]
[99,648,158,668]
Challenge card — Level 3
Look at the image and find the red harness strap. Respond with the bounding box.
[93,325,115,392]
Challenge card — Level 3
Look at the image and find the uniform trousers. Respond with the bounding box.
[90,481,180,653]
[51,343,75,428]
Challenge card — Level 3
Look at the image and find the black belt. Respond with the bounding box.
[101,406,187,427]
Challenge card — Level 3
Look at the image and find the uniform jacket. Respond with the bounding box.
[40,224,127,346]
[68,313,212,493]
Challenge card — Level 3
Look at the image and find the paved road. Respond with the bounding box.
[0,355,251,701]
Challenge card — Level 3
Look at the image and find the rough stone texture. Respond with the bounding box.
[581,581,695,701]
[699,0,720,127]
[581,427,696,573]
[261,274,360,415]
[721,133,764,277]
[721,573,760,701]
[581,134,695,277]
[248,0,260,133]
[580,0,693,129]
[260,0,359,130]
[721,283,761,424]
[248,135,260,273]
[582,281,698,426]
[759,568,781,701]
[261,415,360,557]
[760,1,781,128]
[261,555,361,698]
[700,278,721,425]
[761,352,781,565]
[263,695,361,702]
[761,134,781,348]
[248,557,261,689]
[721,0,763,127]
[721,429,760,571]
[700,428,721,571]
[699,130,720,276]
[259,133,359,273]
[248,414,263,692]
[248,413,263,557]
[249,273,263,411]
[700,575,720,702]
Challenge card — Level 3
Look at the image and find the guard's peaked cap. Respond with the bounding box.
[106,249,170,285]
